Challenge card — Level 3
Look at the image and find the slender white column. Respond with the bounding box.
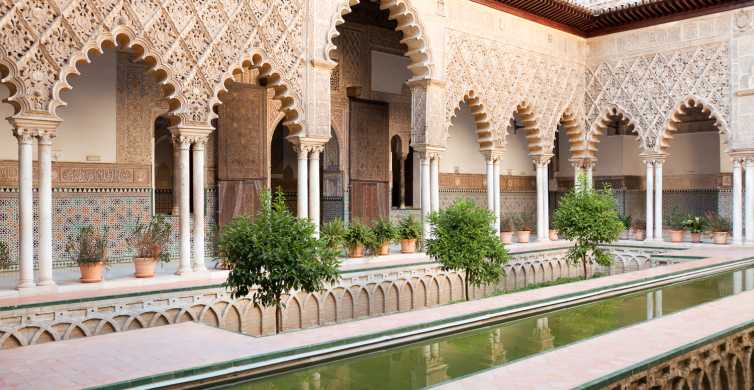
[654,160,663,241]
[585,164,593,190]
[192,139,207,272]
[430,154,440,213]
[645,160,654,241]
[309,146,322,238]
[37,132,55,286]
[297,146,309,220]
[172,147,180,215]
[746,158,754,244]
[571,160,584,192]
[543,163,550,236]
[493,158,501,234]
[15,130,35,289]
[486,157,494,212]
[175,136,192,275]
[536,164,545,241]
[420,155,431,241]
[733,159,743,245]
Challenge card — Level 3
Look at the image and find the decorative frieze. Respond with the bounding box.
[0,161,151,188]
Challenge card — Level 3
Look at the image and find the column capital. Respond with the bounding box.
[482,149,504,163]
[730,149,754,163]
[171,134,194,149]
[413,144,445,160]
[532,153,554,167]
[640,152,668,165]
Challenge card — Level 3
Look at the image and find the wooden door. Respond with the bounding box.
[349,100,390,223]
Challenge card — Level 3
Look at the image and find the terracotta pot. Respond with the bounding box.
[377,241,390,256]
[79,261,105,283]
[348,244,365,258]
[713,232,728,245]
[690,232,703,243]
[133,257,157,278]
[516,230,531,243]
[669,230,684,243]
[400,239,416,254]
[633,229,645,241]
[500,231,514,244]
[548,229,559,241]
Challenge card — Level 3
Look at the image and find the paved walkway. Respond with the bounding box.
[0,245,749,389]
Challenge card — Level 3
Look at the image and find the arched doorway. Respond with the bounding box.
[270,122,299,212]
[391,135,403,208]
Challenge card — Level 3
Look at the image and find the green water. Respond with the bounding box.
[222,268,754,390]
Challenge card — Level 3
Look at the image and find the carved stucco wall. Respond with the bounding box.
[444,30,585,155]
[0,0,306,132]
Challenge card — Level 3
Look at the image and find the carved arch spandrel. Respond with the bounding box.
[446,91,496,152]
[588,104,639,153]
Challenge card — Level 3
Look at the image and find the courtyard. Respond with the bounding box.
[3,0,754,388]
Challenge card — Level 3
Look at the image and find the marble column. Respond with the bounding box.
[745,158,754,244]
[297,146,309,220]
[571,160,584,192]
[430,153,440,213]
[175,136,192,275]
[192,138,207,272]
[644,160,654,241]
[733,158,743,245]
[37,131,55,286]
[654,160,664,241]
[309,146,322,238]
[486,157,495,213]
[15,130,35,289]
[399,155,406,208]
[420,154,431,242]
[543,163,550,236]
[585,163,594,190]
[535,163,545,241]
[493,157,501,234]
[172,147,180,215]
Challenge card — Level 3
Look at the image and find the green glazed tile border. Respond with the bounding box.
[88,255,754,390]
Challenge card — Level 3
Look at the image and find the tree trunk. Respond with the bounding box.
[465,271,470,301]
[582,255,588,279]
[275,304,282,335]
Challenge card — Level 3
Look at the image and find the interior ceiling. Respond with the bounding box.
[471,0,754,37]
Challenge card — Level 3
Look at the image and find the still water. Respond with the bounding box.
[222,267,754,390]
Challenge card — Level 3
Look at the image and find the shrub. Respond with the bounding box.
[553,182,623,278]
[219,190,340,333]
[321,219,347,250]
[705,211,731,233]
[665,207,687,231]
[619,214,632,231]
[126,215,172,262]
[426,200,509,301]
[344,221,375,249]
[398,215,422,240]
[371,218,399,245]
[66,226,109,265]
[682,215,707,234]
[513,212,534,232]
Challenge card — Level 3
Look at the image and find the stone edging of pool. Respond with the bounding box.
[90,253,753,390]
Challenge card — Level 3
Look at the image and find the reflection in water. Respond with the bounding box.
[222,267,750,390]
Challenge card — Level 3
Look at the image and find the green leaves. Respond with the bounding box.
[344,221,376,248]
[218,190,341,332]
[553,184,623,277]
[398,215,422,240]
[371,218,400,244]
[426,200,509,300]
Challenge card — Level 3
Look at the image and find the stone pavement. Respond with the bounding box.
[0,244,749,389]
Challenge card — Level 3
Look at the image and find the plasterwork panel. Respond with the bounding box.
[584,42,731,152]
[0,161,151,188]
[444,30,585,152]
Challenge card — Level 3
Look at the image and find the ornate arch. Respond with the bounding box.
[558,107,592,160]
[661,95,730,154]
[446,91,495,152]
[588,104,639,152]
[511,101,543,155]
[326,0,433,82]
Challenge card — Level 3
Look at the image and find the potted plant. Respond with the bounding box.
[500,216,514,244]
[321,219,347,252]
[548,227,559,241]
[665,207,686,243]
[514,213,533,243]
[127,215,172,278]
[619,214,632,240]
[398,215,422,254]
[371,219,399,256]
[682,215,706,243]
[344,221,375,258]
[631,218,646,241]
[66,226,108,283]
[705,211,731,245]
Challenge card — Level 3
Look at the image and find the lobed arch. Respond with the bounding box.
[589,104,638,152]
[510,101,544,156]
[558,107,592,161]
[211,50,304,137]
[447,91,496,152]
[660,96,730,154]
[327,0,433,82]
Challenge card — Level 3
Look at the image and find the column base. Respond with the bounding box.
[17,280,36,290]
[37,280,56,287]
[175,267,194,276]
[193,264,208,272]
